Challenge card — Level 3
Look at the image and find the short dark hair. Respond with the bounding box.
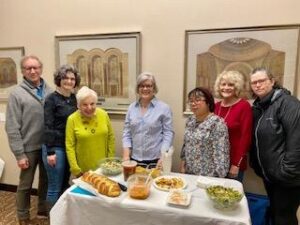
[54,64,80,87]
[188,87,215,112]
[250,67,281,89]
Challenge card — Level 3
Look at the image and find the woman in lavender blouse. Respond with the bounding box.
[122,72,174,167]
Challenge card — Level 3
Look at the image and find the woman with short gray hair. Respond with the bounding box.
[122,72,174,168]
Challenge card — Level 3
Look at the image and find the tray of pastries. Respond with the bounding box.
[73,171,122,198]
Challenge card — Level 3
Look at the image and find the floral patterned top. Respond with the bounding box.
[180,114,230,177]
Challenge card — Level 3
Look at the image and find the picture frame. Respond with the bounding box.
[0,47,25,102]
[184,24,300,113]
[55,32,141,114]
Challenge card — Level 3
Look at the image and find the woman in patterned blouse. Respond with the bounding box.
[180,87,230,177]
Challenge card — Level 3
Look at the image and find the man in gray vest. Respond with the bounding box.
[5,55,52,225]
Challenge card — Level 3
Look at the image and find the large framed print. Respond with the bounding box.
[55,32,141,114]
[0,47,25,102]
[184,25,300,113]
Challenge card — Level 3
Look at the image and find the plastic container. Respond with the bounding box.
[128,174,152,200]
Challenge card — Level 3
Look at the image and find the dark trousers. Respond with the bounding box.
[263,180,300,225]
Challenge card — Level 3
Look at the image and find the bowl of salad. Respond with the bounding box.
[99,157,123,176]
[206,185,243,210]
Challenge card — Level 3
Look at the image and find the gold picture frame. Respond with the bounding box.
[184,24,300,113]
[0,47,25,102]
[55,32,141,114]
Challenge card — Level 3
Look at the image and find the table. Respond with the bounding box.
[50,173,251,225]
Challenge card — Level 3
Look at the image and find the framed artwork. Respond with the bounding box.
[0,47,25,102]
[184,24,300,113]
[55,32,141,114]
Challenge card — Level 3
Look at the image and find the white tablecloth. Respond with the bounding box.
[50,173,251,225]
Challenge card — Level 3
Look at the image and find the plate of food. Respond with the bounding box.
[153,175,187,191]
[167,189,192,207]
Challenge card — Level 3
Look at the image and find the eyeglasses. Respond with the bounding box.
[139,84,153,89]
[188,98,206,105]
[23,66,41,71]
[250,78,269,86]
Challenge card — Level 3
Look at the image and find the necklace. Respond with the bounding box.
[81,115,98,134]
[217,105,232,121]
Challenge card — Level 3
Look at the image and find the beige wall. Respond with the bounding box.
[0,0,300,194]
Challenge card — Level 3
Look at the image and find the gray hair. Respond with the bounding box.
[20,55,43,69]
[214,70,245,98]
[76,86,98,105]
[135,72,158,94]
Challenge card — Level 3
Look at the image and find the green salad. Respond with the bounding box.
[206,185,243,209]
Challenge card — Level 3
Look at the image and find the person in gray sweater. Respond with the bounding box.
[5,55,52,225]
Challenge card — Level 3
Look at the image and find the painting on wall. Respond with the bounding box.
[184,25,300,113]
[55,32,141,114]
[0,47,25,102]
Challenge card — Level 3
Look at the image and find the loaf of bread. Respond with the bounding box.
[81,172,121,197]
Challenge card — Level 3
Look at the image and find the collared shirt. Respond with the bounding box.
[36,80,44,100]
[122,97,174,161]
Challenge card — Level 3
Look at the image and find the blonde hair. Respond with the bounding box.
[76,86,98,105]
[214,70,245,98]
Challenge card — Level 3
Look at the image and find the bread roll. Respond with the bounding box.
[81,172,121,197]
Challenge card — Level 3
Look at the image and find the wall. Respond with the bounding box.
[0,0,300,194]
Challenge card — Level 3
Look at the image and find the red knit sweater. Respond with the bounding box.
[215,99,253,171]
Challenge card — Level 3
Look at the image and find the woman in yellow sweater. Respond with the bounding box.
[65,86,115,177]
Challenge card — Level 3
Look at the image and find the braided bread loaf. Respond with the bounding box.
[81,172,121,197]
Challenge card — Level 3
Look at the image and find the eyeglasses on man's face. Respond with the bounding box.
[250,78,270,86]
[22,66,41,72]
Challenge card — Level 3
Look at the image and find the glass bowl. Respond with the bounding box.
[99,157,123,176]
[206,185,243,210]
[128,174,152,200]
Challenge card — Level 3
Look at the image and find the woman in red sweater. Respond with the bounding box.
[214,70,253,182]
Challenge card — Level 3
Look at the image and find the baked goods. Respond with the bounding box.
[81,172,121,197]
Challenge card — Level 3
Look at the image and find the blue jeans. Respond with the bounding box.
[42,145,70,208]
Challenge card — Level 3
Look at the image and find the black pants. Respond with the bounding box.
[130,158,159,169]
[263,180,300,225]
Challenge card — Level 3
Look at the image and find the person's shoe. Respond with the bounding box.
[37,211,49,219]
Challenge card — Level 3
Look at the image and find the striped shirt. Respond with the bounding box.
[122,97,174,161]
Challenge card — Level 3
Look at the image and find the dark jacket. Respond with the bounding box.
[250,88,300,187]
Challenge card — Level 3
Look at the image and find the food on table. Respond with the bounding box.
[206,185,243,209]
[149,168,161,178]
[128,174,152,199]
[81,172,121,197]
[155,177,185,190]
[135,166,148,175]
[168,190,188,205]
[135,166,161,178]
[99,157,123,176]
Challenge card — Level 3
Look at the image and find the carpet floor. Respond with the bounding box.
[0,190,49,225]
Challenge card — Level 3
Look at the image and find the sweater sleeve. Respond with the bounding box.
[234,102,253,167]
[65,115,82,176]
[5,93,26,160]
[105,113,115,157]
[43,94,57,152]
